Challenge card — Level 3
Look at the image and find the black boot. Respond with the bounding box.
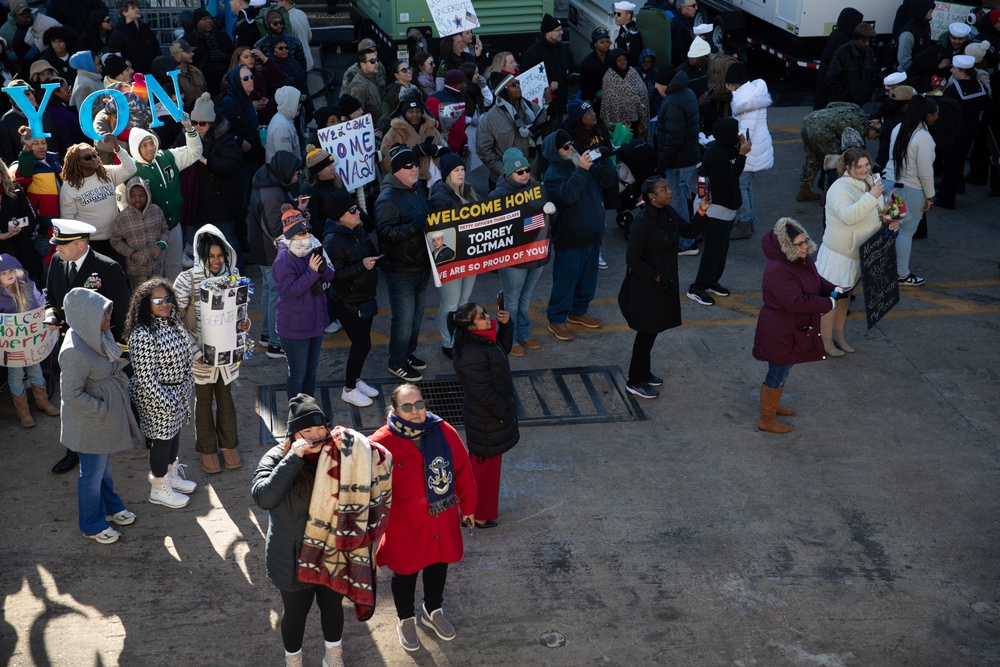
[52,448,79,474]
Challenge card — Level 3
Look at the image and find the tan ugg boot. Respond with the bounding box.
[31,384,60,416]
[832,330,855,353]
[11,391,35,428]
[201,453,222,475]
[758,385,793,433]
[221,447,242,470]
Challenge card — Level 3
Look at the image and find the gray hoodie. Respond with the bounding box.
[58,288,141,454]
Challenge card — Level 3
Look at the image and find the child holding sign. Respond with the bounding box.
[0,254,59,427]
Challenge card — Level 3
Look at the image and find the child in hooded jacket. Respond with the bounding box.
[0,253,60,428]
[111,177,169,289]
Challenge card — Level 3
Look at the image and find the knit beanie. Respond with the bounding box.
[328,189,357,221]
[102,53,130,79]
[69,50,95,74]
[287,393,327,436]
[540,13,561,34]
[490,71,515,99]
[965,40,990,63]
[337,94,362,117]
[654,64,676,86]
[305,144,335,174]
[503,148,529,176]
[192,7,211,22]
[443,69,465,88]
[687,38,710,59]
[566,99,591,124]
[439,153,464,181]
[313,105,337,128]
[190,92,216,123]
[389,143,418,173]
[554,129,572,148]
[725,62,748,85]
[281,204,311,239]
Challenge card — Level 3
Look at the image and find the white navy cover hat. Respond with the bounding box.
[952,54,975,69]
[50,219,97,245]
[948,22,972,37]
[883,72,906,86]
[613,2,636,11]
[693,23,713,35]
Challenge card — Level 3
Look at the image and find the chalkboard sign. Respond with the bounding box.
[859,227,900,329]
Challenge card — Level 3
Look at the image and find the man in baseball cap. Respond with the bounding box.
[169,38,207,106]
[824,22,877,107]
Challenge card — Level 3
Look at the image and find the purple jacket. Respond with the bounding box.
[752,228,835,365]
[273,241,334,340]
[0,254,44,313]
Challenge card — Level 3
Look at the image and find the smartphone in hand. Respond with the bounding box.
[497,290,505,311]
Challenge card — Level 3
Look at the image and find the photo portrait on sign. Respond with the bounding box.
[200,287,210,304]
[236,304,248,328]
[236,285,248,305]
[203,343,217,365]
[211,291,225,310]
[427,229,457,265]
[217,350,231,366]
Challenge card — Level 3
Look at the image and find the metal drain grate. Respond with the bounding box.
[258,365,646,443]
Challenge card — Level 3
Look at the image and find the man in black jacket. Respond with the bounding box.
[814,7,863,110]
[183,9,234,97]
[375,144,432,381]
[521,14,577,120]
[44,219,130,474]
[655,70,701,254]
[826,22,878,109]
[106,0,163,75]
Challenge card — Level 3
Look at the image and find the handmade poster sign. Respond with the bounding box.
[929,2,975,40]
[0,306,58,367]
[424,185,550,287]
[317,114,378,190]
[516,62,548,107]
[199,278,252,366]
[858,228,900,329]
[426,0,479,37]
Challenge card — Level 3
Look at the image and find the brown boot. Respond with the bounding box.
[31,385,60,416]
[796,187,821,202]
[11,391,35,428]
[221,447,242,470]
[758,385,793,433]
[776,402,796,416]
[201,453,222,475]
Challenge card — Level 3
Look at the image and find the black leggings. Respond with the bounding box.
[332,303,373,389]
[627,331,658,386]
[390,562,448,620]
[149,433,180,478]
[279,586,345,652]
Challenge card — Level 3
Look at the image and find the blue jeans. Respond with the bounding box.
[500,265,545,342]
[260,265,280,344]
[896,186,923,277]
[6,363,44,397]
[77,452,126,535]
[383,268,430,368]
[764,363,794,389]
[437,275,476,349]
[736,171,757,227]
[666,165,698,250]
[546,243,600,324]
[283,335,323,399]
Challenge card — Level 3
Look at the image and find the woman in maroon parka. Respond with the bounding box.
[753,217,847,433]
[371,383,477,652]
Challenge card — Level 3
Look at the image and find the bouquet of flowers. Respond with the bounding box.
[884,190,908,222]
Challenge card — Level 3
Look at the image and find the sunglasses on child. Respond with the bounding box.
[513,168,530,176]
[151,295,174,306]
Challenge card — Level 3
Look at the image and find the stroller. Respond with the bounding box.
[614,139,659,239]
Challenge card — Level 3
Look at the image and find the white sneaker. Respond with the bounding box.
[325,320,343,334]
[355,379,379,398]
[85,527,121,544]
[106,510,136,525]
[341,386,374,407]
[598,254,608,270]
[166,459,198,494]
[149,475,190,508]
[322,645,344,667]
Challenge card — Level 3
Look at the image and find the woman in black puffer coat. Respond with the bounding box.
[322,190,381,409]
[449,301,518,528]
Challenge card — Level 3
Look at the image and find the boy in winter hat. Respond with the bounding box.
[110,177,169,289]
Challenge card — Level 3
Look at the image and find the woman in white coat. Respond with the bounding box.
[816,148,897,356]
[727,63,774,240]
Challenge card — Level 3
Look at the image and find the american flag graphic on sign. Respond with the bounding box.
[523,213,545,232]
[4,351,26,363]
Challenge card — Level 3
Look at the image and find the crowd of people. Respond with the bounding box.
[0,0,998,662]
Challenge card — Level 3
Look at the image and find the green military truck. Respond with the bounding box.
[351,0,556,62]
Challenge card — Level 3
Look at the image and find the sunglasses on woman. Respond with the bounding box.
[274,45,288,51]
[241,74,253,81]
[151,295,174,306]
[398,400,426,413]
[398,66,411,73]
[346,205,359,214]
[79,154,98,161]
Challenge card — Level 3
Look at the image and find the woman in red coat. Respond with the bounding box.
[370,383,477,652]
[752,217,846,433]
